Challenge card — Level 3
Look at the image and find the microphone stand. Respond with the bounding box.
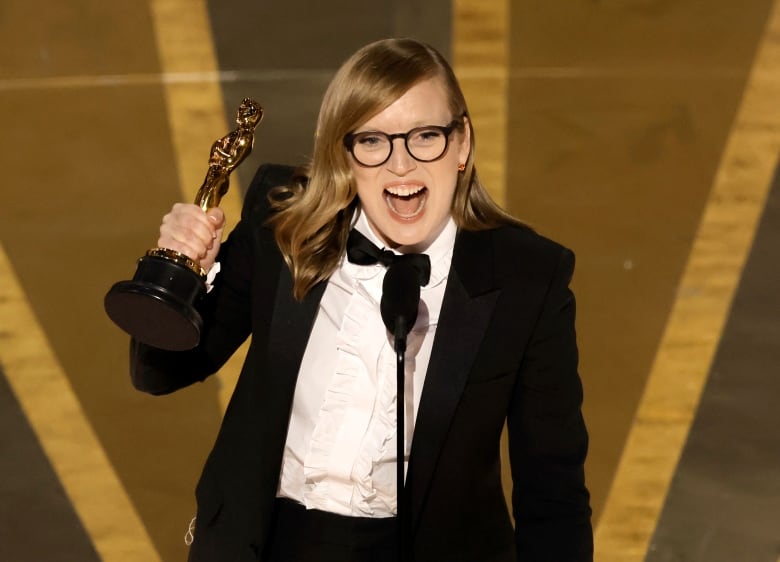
[393,321,408,562]
[380,259,423,562]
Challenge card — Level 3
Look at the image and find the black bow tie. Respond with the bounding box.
[346,229,431,286]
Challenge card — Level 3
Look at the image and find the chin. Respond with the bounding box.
[391,230,432,252]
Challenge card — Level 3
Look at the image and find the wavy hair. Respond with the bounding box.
[268,38,521,300]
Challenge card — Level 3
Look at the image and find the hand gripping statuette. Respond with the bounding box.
[104,99,264,351]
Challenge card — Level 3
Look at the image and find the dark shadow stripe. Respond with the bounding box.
[647,161,780,561]
[0,367,100,562]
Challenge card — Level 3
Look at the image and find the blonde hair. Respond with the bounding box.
[268,38,521,300]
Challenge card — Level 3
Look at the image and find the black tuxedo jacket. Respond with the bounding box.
[131,164,593,561]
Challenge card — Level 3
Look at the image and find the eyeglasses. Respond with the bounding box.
[343,120,461,168]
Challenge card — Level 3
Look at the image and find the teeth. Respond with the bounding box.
[385,185,424,197]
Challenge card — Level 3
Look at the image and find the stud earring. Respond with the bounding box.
[458,163,466,172]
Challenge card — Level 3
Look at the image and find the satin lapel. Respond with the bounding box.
[243,262,326,549]
[265,267,326,412]
[407,229,500,531]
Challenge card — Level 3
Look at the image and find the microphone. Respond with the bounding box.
[380,261,421,352]
[380,259,422,562]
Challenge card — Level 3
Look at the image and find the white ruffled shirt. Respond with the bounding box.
[277,211,456,517]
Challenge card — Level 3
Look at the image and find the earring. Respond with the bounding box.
[458,163,466,172]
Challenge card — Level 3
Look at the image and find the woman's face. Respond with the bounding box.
[348,77,470,252]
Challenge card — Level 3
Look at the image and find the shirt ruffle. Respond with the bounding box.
[302,265,398,516]
[293,215,455,517]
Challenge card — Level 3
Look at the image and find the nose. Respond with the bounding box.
[386,138,417,175]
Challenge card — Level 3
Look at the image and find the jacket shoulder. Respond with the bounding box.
[489,224,576,293]
[240,163,302,221]
[493,223,573,266]
[453,224,574,298]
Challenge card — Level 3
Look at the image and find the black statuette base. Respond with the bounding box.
[104,255,205,351]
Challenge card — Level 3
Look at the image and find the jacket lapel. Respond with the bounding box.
[406,229,501,531]
[266,267,326,397]
[261,229,500,533]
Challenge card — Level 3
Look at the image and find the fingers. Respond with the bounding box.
[202,208,226,272]
[158,203,224,268]
[206,207,226,232]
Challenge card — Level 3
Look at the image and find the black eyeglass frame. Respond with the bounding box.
[343,119,463,168]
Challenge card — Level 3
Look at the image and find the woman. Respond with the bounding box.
[132,38,592,561]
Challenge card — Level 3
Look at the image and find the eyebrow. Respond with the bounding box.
[353,120,451,134]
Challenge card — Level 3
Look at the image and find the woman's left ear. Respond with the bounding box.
[458,115,472,164]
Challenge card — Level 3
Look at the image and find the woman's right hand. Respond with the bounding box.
[158,203,226,272]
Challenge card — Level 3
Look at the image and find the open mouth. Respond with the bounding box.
[384,185,428,220]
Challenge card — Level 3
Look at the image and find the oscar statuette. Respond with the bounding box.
[104,98,263,351]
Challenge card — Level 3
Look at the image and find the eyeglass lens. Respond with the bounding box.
[349,125,451,167]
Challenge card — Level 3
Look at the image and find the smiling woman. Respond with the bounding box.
[267,39,520,301]
[128,37,593,562]
[347,77,469,252]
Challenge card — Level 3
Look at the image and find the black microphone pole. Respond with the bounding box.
[381,262,421,562]
[394,318,407,562]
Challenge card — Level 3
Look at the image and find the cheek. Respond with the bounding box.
[355,178,377,204]
[433,170,459,203]
[354,177,389,220]
[352,169,374,197]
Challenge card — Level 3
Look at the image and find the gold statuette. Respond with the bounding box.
[148,98,263,278]
[104,99,264,351]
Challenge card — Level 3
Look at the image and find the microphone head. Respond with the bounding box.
[380,261,421,342]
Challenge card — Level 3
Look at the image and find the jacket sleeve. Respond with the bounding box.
[129,164,290,395]
[507,247,593,561]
